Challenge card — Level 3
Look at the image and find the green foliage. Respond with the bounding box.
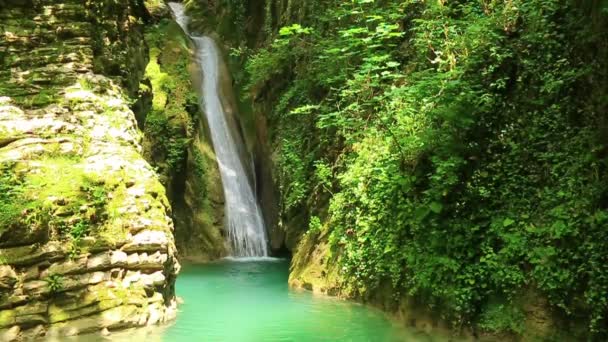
[307,216,322,236]
[278,139,312,212]
[81,183,107,209]
[184,0,248,43]
[68,242,82,260]
[78,78,94,90]
[279,24,312,37]
[478,303,525,334]
[45,274,64,294]
[0,163,27,235]
[313,160,332,194]
[192,148,207,179]
[70,221,89,240]
[242,0,608,337]
[145,109,190,172]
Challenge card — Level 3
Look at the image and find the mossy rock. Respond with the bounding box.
[144,0,170,21]
[0,309,16,329]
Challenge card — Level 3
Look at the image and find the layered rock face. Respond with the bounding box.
[140,12,228,262]
[0,0,180,339]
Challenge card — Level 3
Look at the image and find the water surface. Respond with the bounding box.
[70,259,442,341]
[164,259,433,341]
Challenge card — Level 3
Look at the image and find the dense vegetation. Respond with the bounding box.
[237,0,608,337]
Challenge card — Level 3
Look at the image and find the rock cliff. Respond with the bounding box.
[0,0,180,339]
[140,8,228,262]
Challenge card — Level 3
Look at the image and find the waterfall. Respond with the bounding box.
[168,2,269,257]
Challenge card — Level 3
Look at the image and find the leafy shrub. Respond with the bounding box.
[478,303,525,335]
[307,216,322,235]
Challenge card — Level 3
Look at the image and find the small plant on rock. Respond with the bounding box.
[69,220,89,240]
[45,274,64,294]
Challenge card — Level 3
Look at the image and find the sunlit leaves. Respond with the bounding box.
[241,0,607,336]
[279,24,312,36]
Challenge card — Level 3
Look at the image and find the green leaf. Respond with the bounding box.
[415,207,430,221]
[503,218,515,227]
[430,202,443,214]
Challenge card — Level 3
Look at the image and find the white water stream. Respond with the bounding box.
[168,2,268,257]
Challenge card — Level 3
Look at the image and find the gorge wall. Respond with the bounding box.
[0,0,185,339]
[140,3,228,262]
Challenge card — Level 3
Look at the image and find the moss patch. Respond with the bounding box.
[143,19,197,177]
[0,153,115,248]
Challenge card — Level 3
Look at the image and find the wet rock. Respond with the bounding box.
[46,305,141,337]
[122,271,141,288]
[88,271,109,285]
[79,237,125,254]
[0,0,179,338]
[127,253,140,267]
[129,218,153,234]
[14,302,47,316]
[0,310,16,329]
[0,295,29,310]
[15,314,47,326]
[48,295,122,324]
[140,252,168,270]
[127,186,145,199]
[164,299,178,322]
[147,292,164,304]
[146,303,162,326]
[51,275,81,293]
[60,272,110,292]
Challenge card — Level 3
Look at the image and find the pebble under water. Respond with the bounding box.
[70,259,442,341]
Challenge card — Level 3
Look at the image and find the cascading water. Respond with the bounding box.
[168,2,268,257]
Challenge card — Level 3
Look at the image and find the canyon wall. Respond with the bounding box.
[0,0,181,339]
